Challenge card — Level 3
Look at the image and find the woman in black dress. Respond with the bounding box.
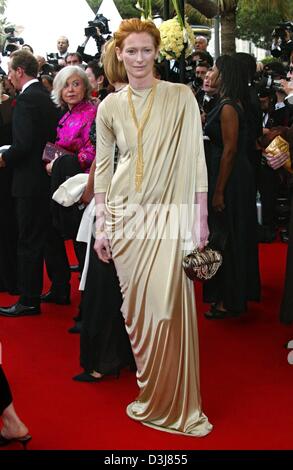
[73,39,134,381]
[0,80,18,294]
[203,55,260,318]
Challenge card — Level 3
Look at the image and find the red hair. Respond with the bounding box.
[114,18,161,50]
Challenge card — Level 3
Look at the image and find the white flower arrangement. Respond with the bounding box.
[159,16,195,60]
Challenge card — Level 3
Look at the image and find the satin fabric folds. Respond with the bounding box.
[95,81,212,436]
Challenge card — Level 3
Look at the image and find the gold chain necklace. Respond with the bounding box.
[127,82,157,192]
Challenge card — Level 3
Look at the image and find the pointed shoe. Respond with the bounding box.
[0,433,32,449]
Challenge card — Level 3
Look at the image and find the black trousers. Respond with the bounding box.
[15,196,50,307]
[80,238,134,374]
[0,366,13,415]
[45,225,86,294]
[44,154,86,295]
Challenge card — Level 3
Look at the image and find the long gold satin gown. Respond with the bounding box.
[94,80,212,436]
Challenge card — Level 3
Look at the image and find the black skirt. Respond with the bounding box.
[80,238,134,374]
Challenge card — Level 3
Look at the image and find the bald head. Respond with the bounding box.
[57,36,69,55]
[195,36,208,51]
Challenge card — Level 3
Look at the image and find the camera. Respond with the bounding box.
[46,52,59,66]
[84,13,110,38]
[191,76,204,93]
[170,59,196,84]
[2,26,24,56]
[4,26,16,35]
[255,72,288,95]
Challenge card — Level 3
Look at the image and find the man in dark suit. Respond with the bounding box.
[0,50,59,316]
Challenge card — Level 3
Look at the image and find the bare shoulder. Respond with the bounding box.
[221,103,238,118]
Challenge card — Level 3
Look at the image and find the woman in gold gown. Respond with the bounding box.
[94,19,212,437]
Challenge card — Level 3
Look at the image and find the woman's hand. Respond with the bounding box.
[212,190,225,212]
[192,215,209,251]
[94,232,112,263]
[79,189,93,207]
[265,151,289,170]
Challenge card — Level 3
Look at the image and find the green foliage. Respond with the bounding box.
[261,55,279,65]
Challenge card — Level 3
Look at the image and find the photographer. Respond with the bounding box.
[188,60,210,99]
[46,36,70,71]
[271,21,293,64]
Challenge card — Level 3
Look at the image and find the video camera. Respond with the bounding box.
[84,13,110,38]
[77,13,112,63]
[2,26,24,56]
[255,69,288,96]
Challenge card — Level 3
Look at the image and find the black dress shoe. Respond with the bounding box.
[41,291,70,305]
[0,303,40,317]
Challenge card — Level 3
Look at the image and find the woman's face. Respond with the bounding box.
[86,67,104,91]
[208,65,220,90]
[86,67,97,89]
[116,32,157,83]
[203,70,217,94]
[61,74,86,109]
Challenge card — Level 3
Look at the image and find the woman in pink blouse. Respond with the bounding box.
[47,65,96,174]
[42,66,97,309]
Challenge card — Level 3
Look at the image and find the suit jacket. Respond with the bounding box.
[2,82,59,197]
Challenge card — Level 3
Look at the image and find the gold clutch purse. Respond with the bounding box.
[265,135,293,174]
[183,247,223,282]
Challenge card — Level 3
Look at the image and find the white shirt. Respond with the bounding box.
[21,79,39,94]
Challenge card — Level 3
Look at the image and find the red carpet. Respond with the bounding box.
[0,241,293,450]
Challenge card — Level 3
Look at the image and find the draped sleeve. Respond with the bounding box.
[94,96,116,194]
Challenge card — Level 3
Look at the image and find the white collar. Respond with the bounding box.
[21,79,39,94]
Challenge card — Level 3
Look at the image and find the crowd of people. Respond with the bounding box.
[1,17,293,445]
